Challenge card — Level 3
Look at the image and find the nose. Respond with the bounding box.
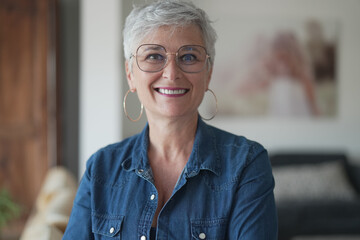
[162,53,181,80]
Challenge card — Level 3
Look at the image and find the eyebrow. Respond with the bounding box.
[180,46,203,54]
[139,44,206,57]
[141,45,164,52]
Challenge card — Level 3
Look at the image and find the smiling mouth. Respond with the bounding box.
[155,88,189,96]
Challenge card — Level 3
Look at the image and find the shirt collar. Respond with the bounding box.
[121,124,150,172]
[184,117,221,177]
[122,117,221,177]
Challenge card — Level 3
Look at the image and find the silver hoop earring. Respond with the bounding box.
[123,89,144,122]
[200,89,218,121]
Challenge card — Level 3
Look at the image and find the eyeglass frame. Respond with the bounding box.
[130,44,211,73]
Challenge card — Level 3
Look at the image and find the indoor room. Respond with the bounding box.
[1,0,359,239]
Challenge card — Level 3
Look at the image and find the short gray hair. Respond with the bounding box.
[123,0,217,69]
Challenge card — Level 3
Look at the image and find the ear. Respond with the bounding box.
[125,60,136,90]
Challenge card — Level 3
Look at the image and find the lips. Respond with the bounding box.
[155,87,189,96]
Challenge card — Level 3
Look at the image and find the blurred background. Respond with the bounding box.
[0,0,359,239]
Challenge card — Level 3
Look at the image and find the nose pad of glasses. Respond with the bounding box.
[163,53,181,72]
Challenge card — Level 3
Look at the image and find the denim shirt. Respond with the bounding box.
[63,119,278,239]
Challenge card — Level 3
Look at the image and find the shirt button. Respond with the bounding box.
[140,236,146,240]
[109,227,115,234]
[150,194,156,200]
[199,232,206,239]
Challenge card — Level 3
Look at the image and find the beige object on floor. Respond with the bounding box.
[20,167,78,240]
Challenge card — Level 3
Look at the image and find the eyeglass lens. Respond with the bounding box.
[135,44,208,73]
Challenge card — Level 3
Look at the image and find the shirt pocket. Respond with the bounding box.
[191,218,227,240]
[92,212,124,239]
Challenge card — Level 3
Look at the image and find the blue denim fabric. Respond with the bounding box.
[63,118,278,239]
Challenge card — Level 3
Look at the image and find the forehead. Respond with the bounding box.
[139,25,204,51]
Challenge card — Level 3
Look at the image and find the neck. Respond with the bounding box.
[147,113,198,163]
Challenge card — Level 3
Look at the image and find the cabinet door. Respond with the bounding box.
[0,0,59,225]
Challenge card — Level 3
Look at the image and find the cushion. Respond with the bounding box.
[20,214,64,240]
[20,167,77,240]
[273,160,358,202]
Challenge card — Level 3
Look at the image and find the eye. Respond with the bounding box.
[145,53,165,62]
[179,54,197,64]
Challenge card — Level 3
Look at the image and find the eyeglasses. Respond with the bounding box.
[131,44,210,73]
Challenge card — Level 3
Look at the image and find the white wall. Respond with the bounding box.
[79,0,122,176]
[79,0,360,174]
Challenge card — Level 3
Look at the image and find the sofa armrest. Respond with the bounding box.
[347,164,360,194]
[270,153,347,166]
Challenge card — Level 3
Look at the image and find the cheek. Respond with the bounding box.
[132,73,160,97]
[198,73,211,90]
[131,71,149,88]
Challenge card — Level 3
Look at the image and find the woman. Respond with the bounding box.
[63,1,277,239]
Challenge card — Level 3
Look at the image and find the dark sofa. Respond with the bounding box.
[270,153,360,240]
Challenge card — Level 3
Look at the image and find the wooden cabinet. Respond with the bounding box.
[0,0,59,235]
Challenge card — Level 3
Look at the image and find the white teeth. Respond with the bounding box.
[158,89,186,95]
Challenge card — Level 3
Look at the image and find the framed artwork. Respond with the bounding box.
[206,17,339,118]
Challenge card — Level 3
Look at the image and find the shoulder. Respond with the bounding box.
[208,124,266,165]
[85,132,142,176]
[199,123,271,191]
